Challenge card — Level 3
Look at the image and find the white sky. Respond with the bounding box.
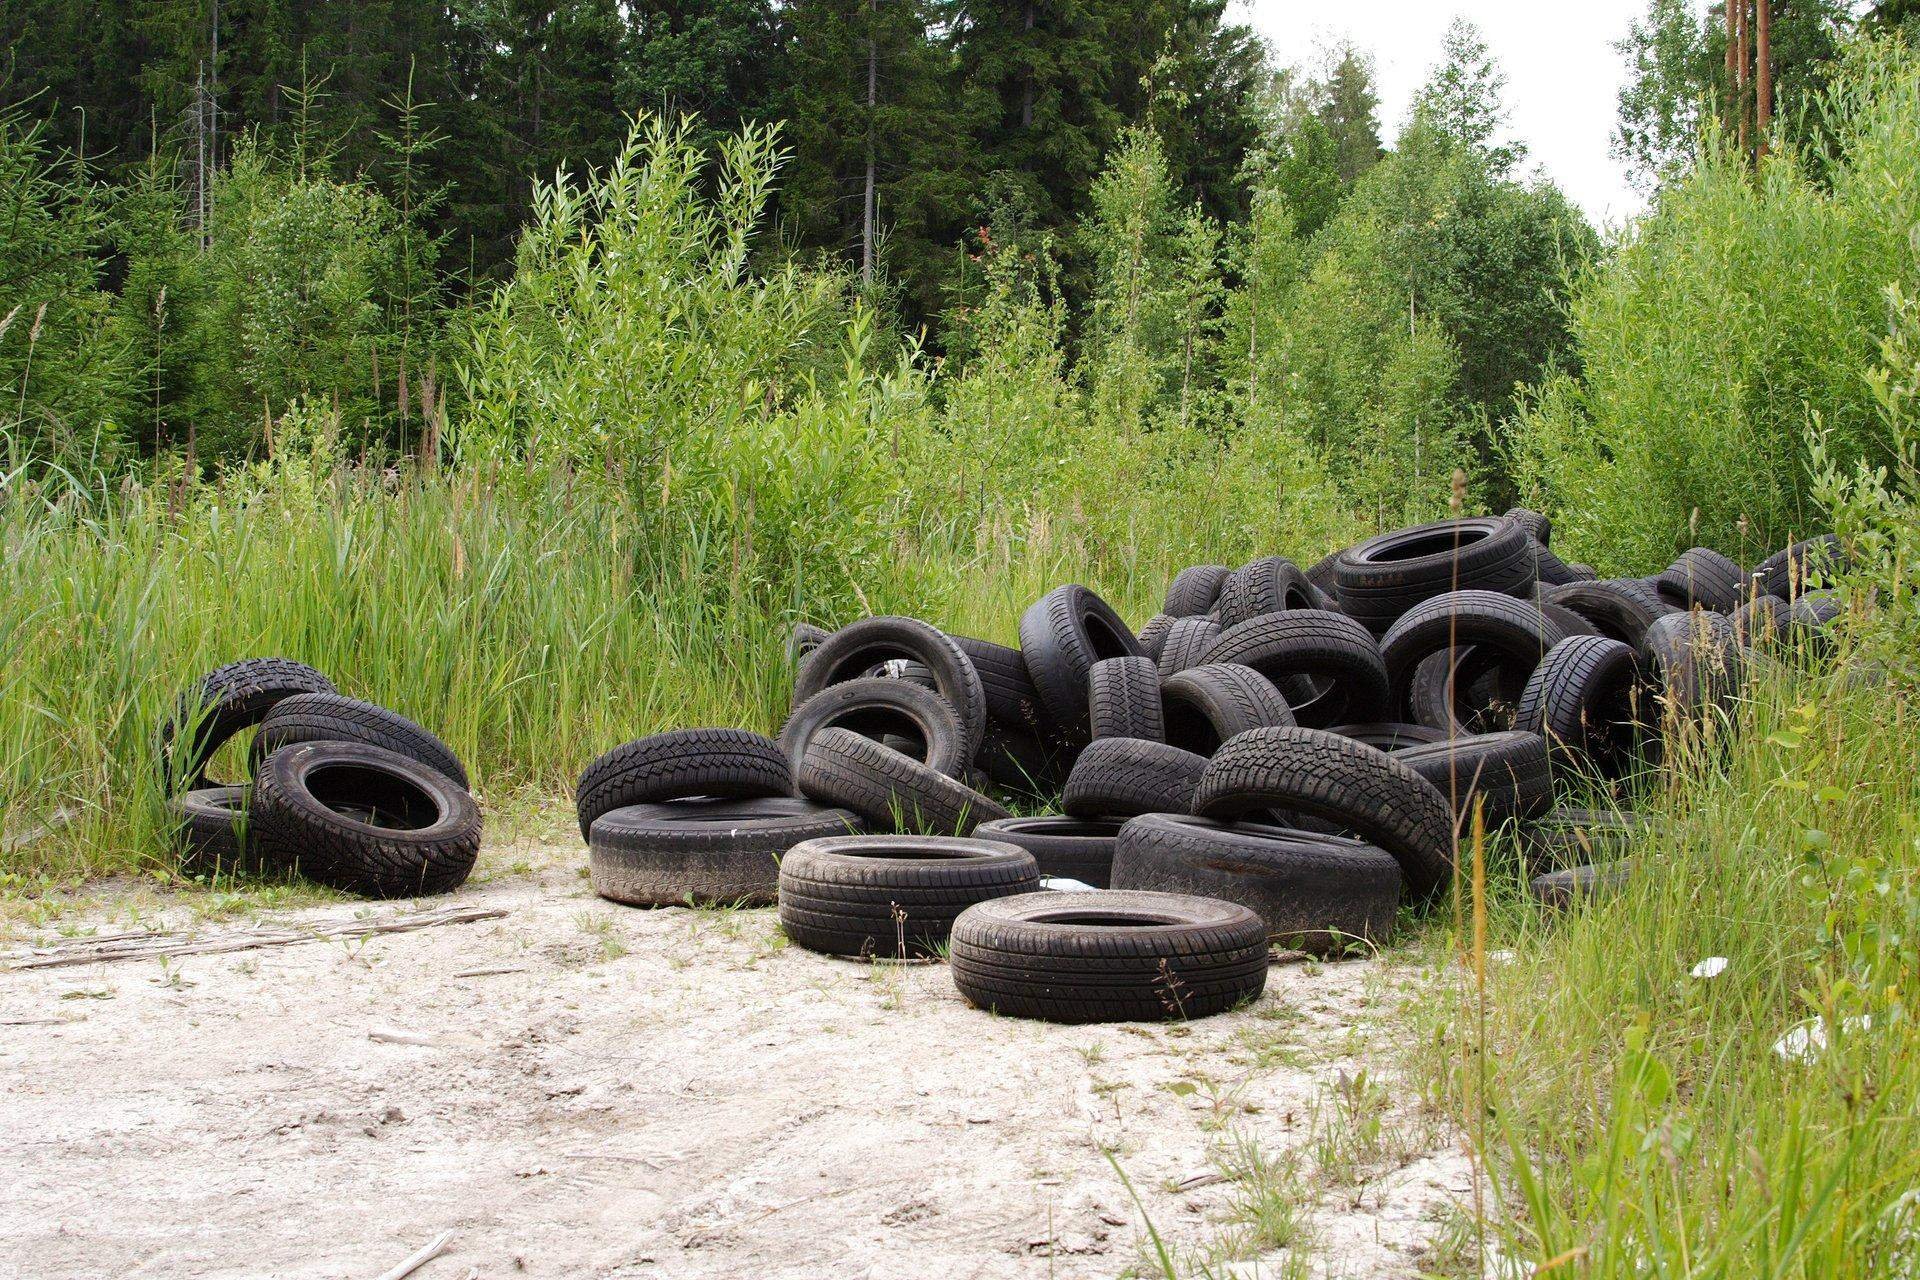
[1239,0,1658,227]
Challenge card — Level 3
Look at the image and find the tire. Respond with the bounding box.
[973,816,1124,887]
[1408,647,1525,736]
[951,635,1055,740]
[574,729,792,841]
[1731,594,1787,646]
[949,890,1269,1023]
[1503,507,1551,546]
[1524,806,1656,871]
[1757,535,1846,599]
[162,658,337,791]
[1137,614,1177,661]
[253,693,468,790]
[1305,551,1341,599]
[1788,590,1843,637]
[1530,862,1632,909]
[168,786,258,878]
[1394,731,1552,830]
[1539,601,1597,640]
[1640,610,1742,717]
[1202,611,1389,729]
[1160,663,1297,756]
[1061,737,1209,818]
[777,834,1039,958]
[1513,636,1645,776]
[253,741,481,898]
[789,622,832,666]
[1381,590,1559,723]
[794,617,987,756]
[796,728,1009,835]
[1193,727,1455,901]
[1156,617,1221,678]
[1113,814,1400,955]
[1655,548,1745,614]
[1019,586,1143,744]
[780,678,969,778]
[1216,557,1316,630]
[1543,579,1676,648]
[975,722,1069,796]
[1165,565,1232,618]
[1329,722,1445,753]
[1332,517,1538,633]
[589,797,862,907]
[1089,657,1165,741]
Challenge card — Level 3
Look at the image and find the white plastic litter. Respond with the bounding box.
[1691,956,1729,979]
[1773,1014,1873,1062]
[1040,877,1097,892]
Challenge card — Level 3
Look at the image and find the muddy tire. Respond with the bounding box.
[1394,730,1553,830]
[1164,565,1232,618]
[1332,517,1538,633]
[1061,737,1209,819]
[1019,586,1144,743]
[949,890,1269,1023]
[1161,663,1296,756]
[1193,727,1455,901]
[796,728,1009,835]
[1113,813,1401,955]
[780,677,969,778]
[589,797,861,907]
[253,741,481,898]
[162,658,337,791]
[777,834,1039,958]
[1203,611,1388,728]
[254,693,468,790]
[974,816,1124,887]
[168,785,258,878]
[1088,656,1165,741]
[574,729,792,841]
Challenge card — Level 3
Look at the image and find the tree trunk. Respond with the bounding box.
[1734,0,1750,158]
[1755,0,1772,159]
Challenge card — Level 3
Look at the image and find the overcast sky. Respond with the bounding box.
[1240,0,1659,227]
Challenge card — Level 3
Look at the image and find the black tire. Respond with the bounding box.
[589,797,862,907]
[780,677,969,778]
[1731,593,1787,646]
[975,722,1069,796]
[1202,611,1389,729]
[253,693,468,790]
[1788,590,1843,636]
[168,785,258,878]
[1530,862,1632,908]
[1655,548,1745,614]
[1089,657,1165,741]
[1193,727,1455,901]
[949,890,1269,1023]
[1503,507,1551,546]
[1332,517,1538,633]
[1165,565,1232,618]
[796,728,1009,835]
[1161,663,1297,756]
[1216,557,1316,630]
[794,617,987,756]
[1524,806,1656,871]
[973,816,1124,887]
[1113,814,1400,955]
[1329,722,1446,753]
[1757,535,1846,599]
[1539,601,1597,640]
[1543,579,1677,648]
[1380,590,1559,723]
[1640,610,1742,717]
[1408,647,1524,736]
[1137,614,1177,661]
[574,728,792,841]
[1394,730,1553,830]
[162,658,337,791]
[1304,551,1341,599]
[1156,617,1221,678]
[951,635,1055,740]
[778,834,1039,958]
[1513,636,1645,776]
[253,741,481,898]
[789,622,832,666]
[1061,737,1209,818]
[1019,586,1144,743]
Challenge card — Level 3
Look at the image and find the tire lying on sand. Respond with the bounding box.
[168,785,258,878]
[973,815,1125,887]
[1394,730,1553,831]
[1061,737,1209,819]
[777,834,1039,958]
[779,677,970,778]
[796,728,1009,835]
[254,692,469,790]
[949,889,1269,1023]
[1332,516,1538,633]
[1019,585,1144,743]
[1088,656,1166,742]
[253,740,481,898]
[574,728,793,841]
[1112,814,1401,956]
[1202,611,1388,729]
[1193,727,1456,902]
[1160,663,1296,756]
[793,617,987,755]
[589,796,862,907]
[162,657,337,790]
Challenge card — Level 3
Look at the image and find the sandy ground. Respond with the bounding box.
[0,825,1471,1280]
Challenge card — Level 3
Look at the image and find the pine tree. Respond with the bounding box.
[1318,45,1382,185]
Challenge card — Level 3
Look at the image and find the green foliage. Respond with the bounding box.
[1411,17,1526,177]
[1508,39,1920,573]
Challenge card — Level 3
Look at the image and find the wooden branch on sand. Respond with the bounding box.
[4,906,506,971]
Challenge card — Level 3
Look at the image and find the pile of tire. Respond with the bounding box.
[574,512,1845,1023]
[162,659,481,898]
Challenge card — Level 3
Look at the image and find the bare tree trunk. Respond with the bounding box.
[862,0,877,286]
[1755,0,1772,159]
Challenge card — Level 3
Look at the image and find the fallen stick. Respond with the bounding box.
[451,964,525,978]
[370,1230,452,1280]
[5,906,506,971]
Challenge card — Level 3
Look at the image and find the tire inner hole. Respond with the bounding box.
[306,764,440,830]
